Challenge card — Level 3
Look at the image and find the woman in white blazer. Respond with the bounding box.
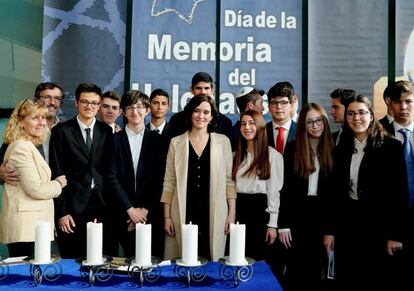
[0,99,66,257]
[161,94,236,261]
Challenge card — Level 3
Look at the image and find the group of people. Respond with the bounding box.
[0,72,413,290]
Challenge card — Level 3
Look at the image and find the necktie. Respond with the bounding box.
[153,128,160,134]
[399,128,414,207]
[85,128,92,153]
[276,127,285,154]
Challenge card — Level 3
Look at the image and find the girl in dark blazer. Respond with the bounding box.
[278,103,334,290]
[323,95,407,290]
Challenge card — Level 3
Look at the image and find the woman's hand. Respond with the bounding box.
[323,235,335,254]
[224,212,236,234]
[55,175,67,188]
[265,227,277,245]
[164,217,175,237]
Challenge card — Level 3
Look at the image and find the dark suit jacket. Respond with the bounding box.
[106,128,168,220]
[379,115,393,130]
[169,111,232,138]
[49,117,113,219]
[330,137,407,242]
[266,120,297,153]
[278,141,333,231]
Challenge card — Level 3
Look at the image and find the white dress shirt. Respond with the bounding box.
[307,155,320,196]
[149,120,166,134]
[349,138,367,200]
[235,147,284,228]
[125,125,145,189]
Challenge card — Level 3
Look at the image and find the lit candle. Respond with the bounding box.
[229,222,248,265]
[86,221,103,265]
[182,222,198,265]
[34,222,51,263]
[135,223,152,266]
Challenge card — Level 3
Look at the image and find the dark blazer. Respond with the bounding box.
[379,115,393,130]
[278,141,332,231]
[169,111,232,138]
[381,120,395,136]
[49,117,113,219]
[106,128,167,218]
[266,120,297,152]
[331,136,407,241]
[146,121,172,139]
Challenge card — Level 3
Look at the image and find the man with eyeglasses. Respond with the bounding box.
[329,88,357,145]
[105,90,167,258]
[266,82,297,155]
[0,82,65,185]
[49,83,113,258]
[98,90,122,133]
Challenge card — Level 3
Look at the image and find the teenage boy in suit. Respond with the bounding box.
[49,83,113,258]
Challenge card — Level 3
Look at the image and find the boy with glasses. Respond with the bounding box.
[49,83,113,258]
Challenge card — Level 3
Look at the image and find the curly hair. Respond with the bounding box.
[3,99,49,146]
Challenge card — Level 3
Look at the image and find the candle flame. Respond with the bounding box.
[94,218,97,223]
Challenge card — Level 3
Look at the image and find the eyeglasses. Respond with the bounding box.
[78,99,100,108]
[306,118,323,128]
[269,100,290,108]
[125,104,146,113]
[346,110,371,119]
[101,104,120,111]
[38,95,63,102]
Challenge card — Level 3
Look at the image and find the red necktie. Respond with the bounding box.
[276,127,285,154]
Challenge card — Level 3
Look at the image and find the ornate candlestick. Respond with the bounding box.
[25,256,62,286]
[219,256,255,287]
[0,257,9,280]
[174,256,208,287]
[126,256,161,287]
[77,256,113,286]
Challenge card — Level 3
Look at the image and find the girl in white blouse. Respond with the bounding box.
[232,110,284,260]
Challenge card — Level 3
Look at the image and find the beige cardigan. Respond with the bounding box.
[0,140,62,244]
[161,132,236,261]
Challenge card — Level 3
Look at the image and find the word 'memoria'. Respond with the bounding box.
[135,223,152,266]
[182,222,198,265]
[35,221,51,263]
[86,221,103,265]
[229,222,248,265]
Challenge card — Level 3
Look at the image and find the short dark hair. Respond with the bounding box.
[236,88,261,112]
[75,83,102,100]
[330,88,357,106]
[183,94,218,132]
[191,72,213,88]
[120,90,149,111]
[387,80,414,102]
[267,81,295,102]
[150,88,169,102]
[102,90,121,103]
[34,82,64,101]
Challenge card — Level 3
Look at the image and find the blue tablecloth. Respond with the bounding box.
[0,259,283,290]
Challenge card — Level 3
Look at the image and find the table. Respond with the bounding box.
[0,259,283,290]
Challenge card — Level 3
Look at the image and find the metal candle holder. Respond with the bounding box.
[126,256,161,287]
[219,256,255,287]
[76,256,113,286]
[174,256,208,287]
[0,257,9,280]
[25,256,62,286]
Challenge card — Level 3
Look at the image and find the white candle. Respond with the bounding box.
[34,222,51,263]
[135,223,152,266]
[229,222,248,265]
[182,222,198,265]
[86,221,103,265]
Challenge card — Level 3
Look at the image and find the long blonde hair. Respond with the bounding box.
[3,99,49,146]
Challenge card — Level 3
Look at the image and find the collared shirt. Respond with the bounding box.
[149,120,166,134]
[393,122,414,147]
[235,147,284,228]
[307,155,320,196]
[272,119,292,149]
[349,137,367,200]
[125,125,145,190]
[76,116,96,188]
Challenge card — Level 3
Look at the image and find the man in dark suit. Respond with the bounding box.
[106,90,167,258]
[169,72,232,138]
[266,82,297,154]
[329,88,357,145]
[379,82,394,129]
[146,88,172,138]
[49,83,113,258]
